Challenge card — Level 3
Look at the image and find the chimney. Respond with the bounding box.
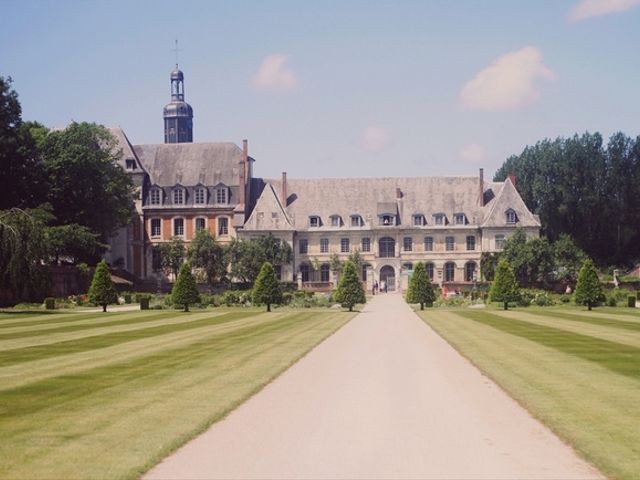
[281,172,288,207]
[479,168,484,207]
[396,187,402,199]
[508,172,517,187]
[239,139,247,205]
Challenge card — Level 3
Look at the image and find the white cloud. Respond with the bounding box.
[251,54,298,92]
[360,126,391,153]
[459,144,486,164]
[568,0,640,22]
[459,46,556,111]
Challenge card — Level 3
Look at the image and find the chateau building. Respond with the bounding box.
[108,66,540,288]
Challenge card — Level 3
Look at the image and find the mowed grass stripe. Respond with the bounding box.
[0,311,352,480]
[0,311,133,329]
[419,310,640,479]
[0,311,250,365]
[457,310,640,380]
[527,309,640,331]
[492,310,640,349]
[0,312,291,392]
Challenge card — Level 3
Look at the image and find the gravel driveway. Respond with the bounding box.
[145,294,602,479]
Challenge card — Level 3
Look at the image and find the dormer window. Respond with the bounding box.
[309,216,321,228]
[380,215,395,226]
[215,187,228,204]
[195,188,206,205]
[413,214,426,226]
[330,215,342,227]
[506,209,517,224]
[351,215,364,227]
[454,213,466,225]
[173,188,184,205]
[150,189,161,205]
[125,159,136,170]
[433,213,447,226]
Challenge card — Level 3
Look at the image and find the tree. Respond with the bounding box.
[489,259,520,310]
[41,122,134,241]
[171,262,200,312]
[480,252,499,281]
[187,230,226,287]
[334,261,366,312]
[252,262,282,312]
[574,258,604,311]
[405,262,435,310]
[46,224,106,265]
[88,259,117,312]
[226,234,292,284]
[159,236,185,279]
[554,234,586,283]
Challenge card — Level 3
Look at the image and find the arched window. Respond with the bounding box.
[300,263,310,282]
[506,209,517,224]
[444,262,455,282]
[379,237,395,258]
[320,264,330,282]
[465,261,477,282]
[425,262,434,280]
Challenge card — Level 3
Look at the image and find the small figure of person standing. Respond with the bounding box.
[380,280,386,293]
[373,280,378,295]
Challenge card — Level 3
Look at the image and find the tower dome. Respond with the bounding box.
[163,64,193,144]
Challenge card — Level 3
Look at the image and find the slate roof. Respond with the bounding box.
[132,142,242,187]
[108,127,145,172]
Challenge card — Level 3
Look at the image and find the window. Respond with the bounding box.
[320,264,330,282]
[424,236,433,251]
[403,237,413,252]
[173,188,184,205]
[152,248,162,271]
[413,215,425,226]
[309,216,321,228]
[454,213,466,225]
[379,237,395,258]
[150,218,161,237]
[506,209,517,224]
[465,262,477,282]
[351,215,363,227]
[195,217,206,232]
[299,239,308,254]
[425,263,434,280]
[173,218,184,236]
[495,234,505,250]
[380,215,395,226]
[330,215,342,227]
[434,214,446,225]
[362,237,371,252]
[300,264,310,282]
[445,236,455,251]
[216,188,227,204]
[125,159,136,170]
[340,238,350,253]
[218,217,229,236]
[466,235,476,251]
[150,189,161,205]
[445,262,455,282]
[195,188,206,205]
[403,262,413,271]
[320,238,329,253]
[361,264,370,282]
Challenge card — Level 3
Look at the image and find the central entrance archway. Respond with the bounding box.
[380,265,396,292]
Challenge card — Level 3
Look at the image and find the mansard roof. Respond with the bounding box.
[132,142,241,187]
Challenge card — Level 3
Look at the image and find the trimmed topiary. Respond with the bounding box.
[88,260,118,312]
[171,262,200,312]
[252,262,282,312]
[489,258,520,310]
[44,297,55,310]
[628,295,637,308]
[406,262,435,310]
[334,261,366,312]
[140,296,150,310]
[574,258,604,311]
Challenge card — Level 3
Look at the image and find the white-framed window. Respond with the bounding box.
[403,237,413,252]
[216,188,227,204]
[434,214,446,225]
[340,238,350,253]
[320,238,329,253]
[466,235,476,251]
[195,188,206,205]
[218,217,229,236]
[495,234,505,250]
[424,236,434,251]
[506,209,517,224]
[194,217,206,232]
[362,237,371,252]
[299,239,308,254]
[351,215,363,227]
[454,213,465,225]
[413,214,426,226]
[309,216,321,227]
[173,188,184,205]
[150,189,161,205]
[173,218,185,236]
[150,218,161,238]
[330,215,342,227]
[445,236,455,251]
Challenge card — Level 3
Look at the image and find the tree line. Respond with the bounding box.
[494,131,640,267]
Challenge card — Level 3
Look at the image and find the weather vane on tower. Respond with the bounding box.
[172,39,182,67]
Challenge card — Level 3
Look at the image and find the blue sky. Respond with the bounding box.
[2,0,639,179]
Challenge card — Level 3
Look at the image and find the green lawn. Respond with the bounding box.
[0,307,354,479]
[418,306,640,480]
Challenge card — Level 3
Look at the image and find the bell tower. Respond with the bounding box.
[163,63,193,143]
